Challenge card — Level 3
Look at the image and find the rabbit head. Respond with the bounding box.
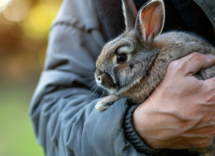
[95,0,165,96]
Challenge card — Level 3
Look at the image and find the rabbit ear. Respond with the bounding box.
[135,0,165,41]
[122,0,138,31]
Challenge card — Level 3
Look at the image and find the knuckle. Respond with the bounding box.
[205,91,215,103]
[189,52,204,62]
[202,85,215,103]
[169,61,178,68]
[168,60,183,72]
[198,139,213,148]
[203,141,213,148]
[168,53,205,72]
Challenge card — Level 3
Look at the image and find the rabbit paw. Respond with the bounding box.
[95,95,120,111]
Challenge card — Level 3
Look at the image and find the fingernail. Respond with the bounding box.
[205,54,215,59]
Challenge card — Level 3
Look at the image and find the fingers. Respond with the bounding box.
[201,77,215,104]
[171,137,214,149]
[168,52,215,76]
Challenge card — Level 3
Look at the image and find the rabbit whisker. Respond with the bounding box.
[87,83,97,88]
[91,86,100,98]
[99,91,105,99]
[143,78,161,93]
[138,82,155,108]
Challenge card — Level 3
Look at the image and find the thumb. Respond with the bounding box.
[202,54,215,68]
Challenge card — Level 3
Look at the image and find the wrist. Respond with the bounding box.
[124,104,161,155]
[132,98,185,149]
[132,100,161,149]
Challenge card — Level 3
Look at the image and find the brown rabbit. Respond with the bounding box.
[95,0,215,155]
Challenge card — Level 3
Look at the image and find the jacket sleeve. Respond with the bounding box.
[29,0,159,155]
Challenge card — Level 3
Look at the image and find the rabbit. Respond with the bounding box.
[94,0,215,155]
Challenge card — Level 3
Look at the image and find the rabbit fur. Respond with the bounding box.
[94,0,215,155]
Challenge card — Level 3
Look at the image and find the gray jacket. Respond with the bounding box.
[29,0,215,156]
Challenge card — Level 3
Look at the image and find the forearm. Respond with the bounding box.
[124,105,160,155]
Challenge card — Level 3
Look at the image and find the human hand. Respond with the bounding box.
[133,52,215,149]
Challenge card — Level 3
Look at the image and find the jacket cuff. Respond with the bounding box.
[124,105,161,156]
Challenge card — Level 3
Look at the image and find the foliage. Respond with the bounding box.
[0,0,62,155]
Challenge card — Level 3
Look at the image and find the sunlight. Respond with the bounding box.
[23,0,62,38]
[3,0,29,22]
[0,0,12,12]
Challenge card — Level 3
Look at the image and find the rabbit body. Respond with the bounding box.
[94,0,215,155]
[120,31,215,104]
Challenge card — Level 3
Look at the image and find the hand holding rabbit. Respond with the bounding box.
[95,0,215,110]
[133,53,215,152]
[94,0,215,155]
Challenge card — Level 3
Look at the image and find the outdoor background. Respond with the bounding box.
[0,0,62,156]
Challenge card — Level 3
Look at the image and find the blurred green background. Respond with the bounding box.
[0,0,62,155]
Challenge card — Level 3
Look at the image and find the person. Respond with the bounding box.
[29,0,215,155]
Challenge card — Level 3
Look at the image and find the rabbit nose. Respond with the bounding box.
[97,76,102,83]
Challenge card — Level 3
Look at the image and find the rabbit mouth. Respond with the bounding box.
[116,77,142,95]
[95,70,119,94]
[96,81,118,94]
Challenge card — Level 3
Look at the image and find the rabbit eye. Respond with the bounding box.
[112,53,131,65]
[117,53,127,64]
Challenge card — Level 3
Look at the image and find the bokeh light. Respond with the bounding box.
[23,0,61,38]
[0,0,12,12]
[0,0,62,156]
[3,0,29,22]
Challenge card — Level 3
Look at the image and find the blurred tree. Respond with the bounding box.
[0,1,62,156]
[0,0,62,82]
